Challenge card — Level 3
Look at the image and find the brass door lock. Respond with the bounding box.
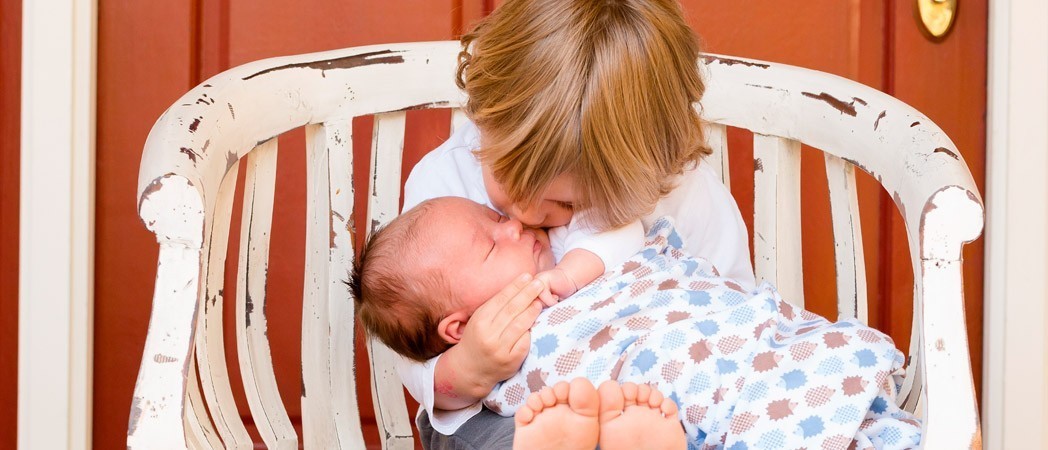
[915,0,958,41]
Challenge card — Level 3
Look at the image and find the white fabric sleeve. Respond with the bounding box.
[553,212,645,273]
[393,353,483,434]
[647,162,756,290]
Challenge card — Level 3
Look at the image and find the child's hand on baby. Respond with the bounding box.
[535,268,578,305]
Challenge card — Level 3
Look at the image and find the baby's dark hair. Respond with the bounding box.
[350,201,456,362]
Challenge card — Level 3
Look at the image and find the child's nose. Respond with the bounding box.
[495,218,523,241]
[512,205,545,227]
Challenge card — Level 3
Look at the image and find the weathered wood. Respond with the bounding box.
[915,186,983,448]
[752,134,804,307]
[235,139,298,450]
[128,175,203,450]
[133,44,985,449]
[302,124,339,449]
[367,112,415,450]
[321,120,369,449]
[184,356,222,449]
[196,165,253,450]
[900,316,924,411]
[824,154,868,323]
[702,122,730,187]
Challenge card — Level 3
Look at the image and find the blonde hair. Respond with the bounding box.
[457,0,710,230]
[351,202,455,362]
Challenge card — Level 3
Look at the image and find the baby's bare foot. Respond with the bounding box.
[513,378,600,450]
[597,381,686,450]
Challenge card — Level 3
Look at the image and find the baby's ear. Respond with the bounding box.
[437,311,470,344]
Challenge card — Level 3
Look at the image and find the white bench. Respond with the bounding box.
[129,41,983,449]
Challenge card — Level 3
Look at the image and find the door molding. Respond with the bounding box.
[18,0,97,448]
[984,0,1048,447]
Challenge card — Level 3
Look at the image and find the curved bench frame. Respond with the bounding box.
[129,41,982,449]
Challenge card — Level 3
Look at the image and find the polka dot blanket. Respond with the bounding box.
[483,218,922,449]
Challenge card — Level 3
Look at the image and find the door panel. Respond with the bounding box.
[0,0,21,447]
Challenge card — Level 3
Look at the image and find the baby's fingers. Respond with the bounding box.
[537,288,559,307]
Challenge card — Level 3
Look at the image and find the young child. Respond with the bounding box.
[354,197,922,449]
[396,0,756,443]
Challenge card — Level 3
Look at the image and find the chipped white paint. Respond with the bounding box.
[196,165,253,450]
[302,123,340,449]
[185,356,222,449]
[824,154,868,323]
[752,134,804,307]
[128,176,203,450]
[236,139,298,449]
[366,112,416,450]
[703,53,983,447]
[916,187,983,448]
[133,43,982,449]
[322,121,369,449]
[702,122,730,187]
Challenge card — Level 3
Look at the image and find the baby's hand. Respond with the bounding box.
[535,268,578,305]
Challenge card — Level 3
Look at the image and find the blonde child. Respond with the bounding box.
[393,0,755,446]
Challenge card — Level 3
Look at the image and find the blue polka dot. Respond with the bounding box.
[687,372,712,394]
[695,320,720,336]
[728,305,756,325]
[797,416,825,438]
[780,370,807,390]
[631,349,658,374]
[871,396,889,414]
[662,329,687,350]
[615,304,641,319]
[668,229,684,249]
[832,405,861,424]
[687,291,712,307]
[757,430,786,448]
[533,334,559,357]
[616,336,639,354]
[682,260,699,276]
[716,359,739,374]
[817,356,845,375]
[854,349,878,368]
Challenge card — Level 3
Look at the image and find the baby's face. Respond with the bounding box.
[419,197,556,316]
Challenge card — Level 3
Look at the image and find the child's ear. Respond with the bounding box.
[437,311,470,344]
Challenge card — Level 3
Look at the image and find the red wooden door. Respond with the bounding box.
[91,1,986,449]
[0,0,21,448]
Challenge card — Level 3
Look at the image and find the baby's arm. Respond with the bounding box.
[541,215,645,299]
[536,249,605,300]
